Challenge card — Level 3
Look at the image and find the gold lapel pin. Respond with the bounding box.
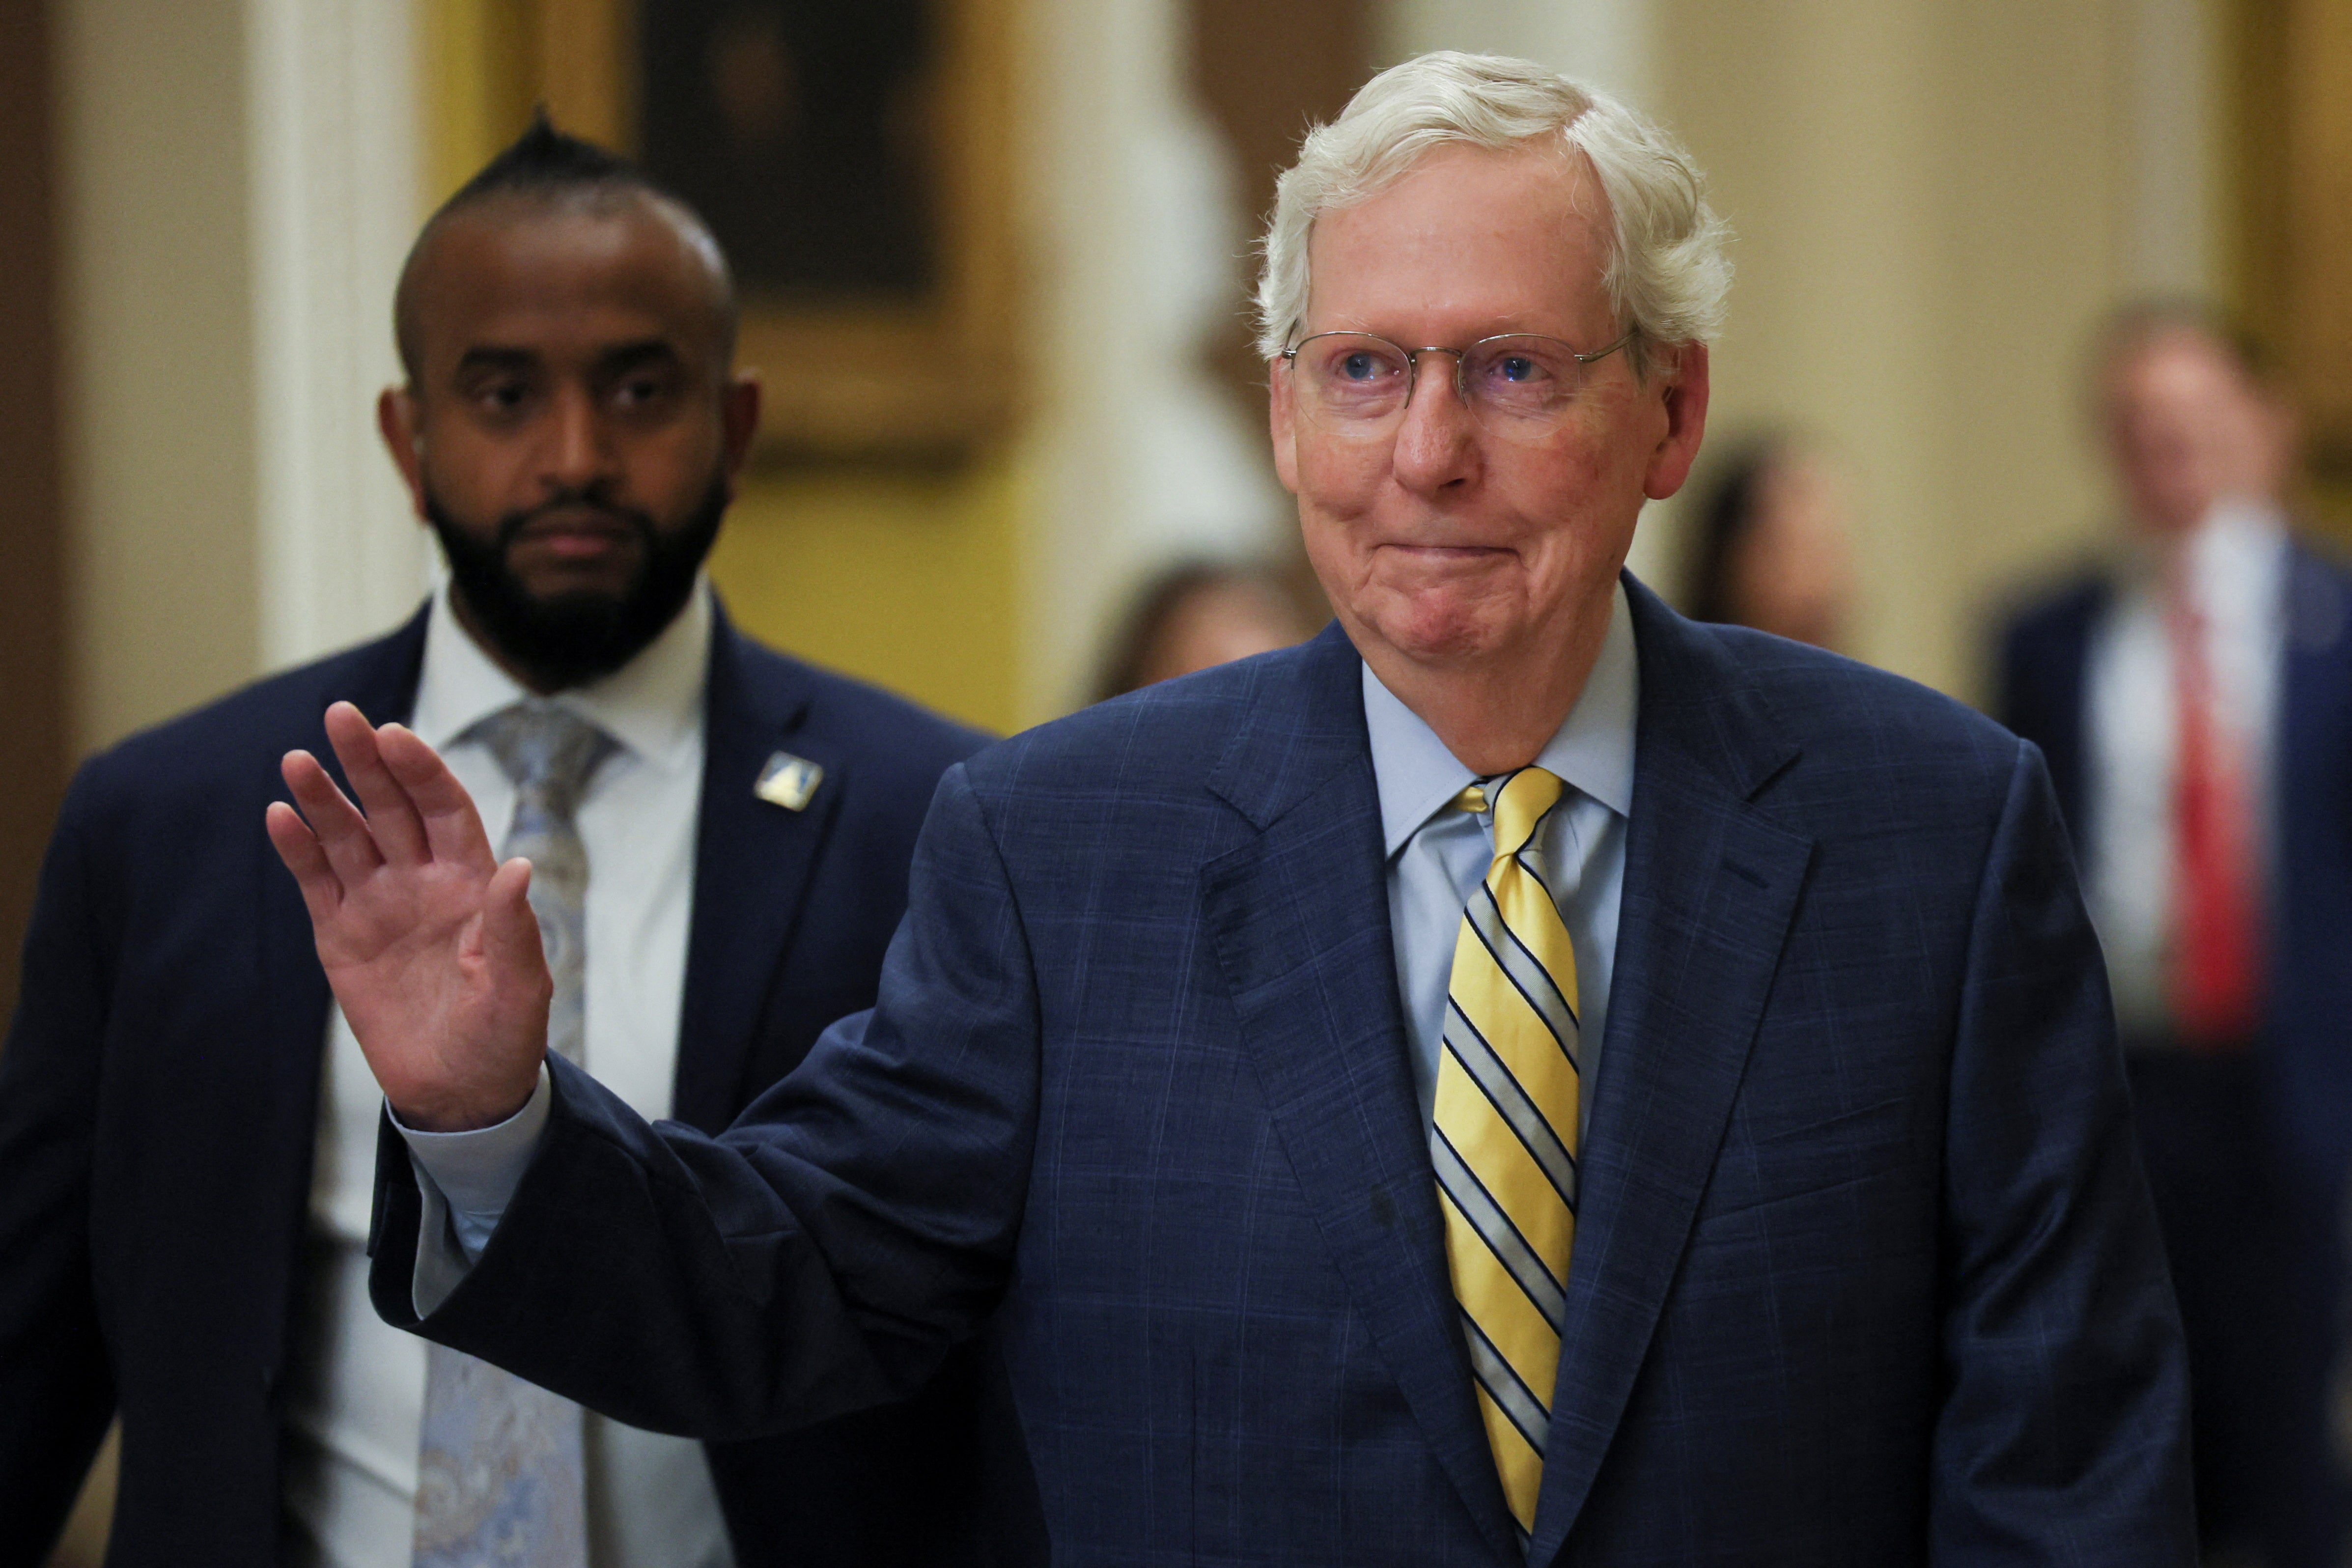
[755,751,824,812]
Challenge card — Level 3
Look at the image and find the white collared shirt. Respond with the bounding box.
[280,577,733,1568]
[1363,580,1638,1138]
[2081,504,2286,1038]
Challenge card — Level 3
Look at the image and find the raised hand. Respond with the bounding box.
[266,701,551,1131]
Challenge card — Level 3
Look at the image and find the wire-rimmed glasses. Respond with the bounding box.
[1279,328,1635,441]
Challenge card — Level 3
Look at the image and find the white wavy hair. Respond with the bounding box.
[1254,52,1731,372]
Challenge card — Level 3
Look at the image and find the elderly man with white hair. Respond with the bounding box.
[267,54,2192,1565]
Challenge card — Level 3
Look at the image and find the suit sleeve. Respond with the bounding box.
[368,759,1041,1441]
[0,775,121,1566]
[1928,739,2195,1563]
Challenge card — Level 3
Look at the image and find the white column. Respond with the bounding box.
[246,0,433,671]
[1017,0,1290,721]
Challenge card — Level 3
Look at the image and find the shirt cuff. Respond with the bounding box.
[392,1064,551,1267]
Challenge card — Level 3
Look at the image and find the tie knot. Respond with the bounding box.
[1484,766,1565,858]
[468,702,616,810]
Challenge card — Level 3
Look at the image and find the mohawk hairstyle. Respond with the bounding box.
[444,107,643,205]
[393,109,737,378]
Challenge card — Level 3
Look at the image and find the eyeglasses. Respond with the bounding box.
[1279,328,1636,440]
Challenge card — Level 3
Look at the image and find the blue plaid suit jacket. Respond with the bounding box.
[375,577,2192,1566]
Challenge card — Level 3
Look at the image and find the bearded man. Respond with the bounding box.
[0,120,990,1568]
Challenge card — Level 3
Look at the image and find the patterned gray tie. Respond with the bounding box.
[413,701,616,1568]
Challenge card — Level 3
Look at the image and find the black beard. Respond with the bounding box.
[424,474,728,691]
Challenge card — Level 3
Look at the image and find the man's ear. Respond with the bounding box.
[377,387,430,521]
[1268,357,1302,496]
[1642,341,1711,502]
[721,370,762,480]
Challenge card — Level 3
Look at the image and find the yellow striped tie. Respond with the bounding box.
[1431,766,1580,1538]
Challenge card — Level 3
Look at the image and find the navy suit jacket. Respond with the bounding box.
[0,601,989,1568]
[1997,544,2352,1194]
[375,578,2192,1566]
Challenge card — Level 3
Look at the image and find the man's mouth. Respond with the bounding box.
[510,511,641,561]
[1381,542,1514,562]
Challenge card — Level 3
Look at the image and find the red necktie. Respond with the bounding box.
[2167,589,2264,1047]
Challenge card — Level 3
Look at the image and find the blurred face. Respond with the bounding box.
[2100,327,2290,539]
[1268,143,1707,681]
[1132,577,1315,689]
[1724,452,1854,650]
[382,193,759,690]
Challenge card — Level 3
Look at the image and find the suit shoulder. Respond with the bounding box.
[956,644,1286,799]
[723,632,991,780]
[1995,570,2110,654]
[68,622,423,818]
[1685,624,2028,808]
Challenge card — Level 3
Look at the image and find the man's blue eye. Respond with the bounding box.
[1340,352,1381,381]
[1497,356,1538,382]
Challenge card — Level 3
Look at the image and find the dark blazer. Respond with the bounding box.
[1997,544,2352,1194]
[0,601,989,1568]
[376,578,2192,1566]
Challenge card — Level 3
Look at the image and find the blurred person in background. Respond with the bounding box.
[1681,437,1856,650]
[1996,301,2352,1568]
[0,119,992,1568]
[1092,559,1322,701]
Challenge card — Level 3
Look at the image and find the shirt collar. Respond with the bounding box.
[2184,498,2288,592]
[2117,497,2290,590]
[1362,577,1640,859]
[410,573,713,777]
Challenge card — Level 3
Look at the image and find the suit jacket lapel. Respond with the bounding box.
[1528,581,1815,1564]
[1200,626,1522,1563]
[671,611,836,1134]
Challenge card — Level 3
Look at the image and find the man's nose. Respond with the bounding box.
[1389,354,1480,495]
[540,382,617,491]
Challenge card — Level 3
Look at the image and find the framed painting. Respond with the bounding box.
[515,0,1022,464]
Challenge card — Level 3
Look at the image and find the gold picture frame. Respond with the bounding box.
[510,0,1022,465]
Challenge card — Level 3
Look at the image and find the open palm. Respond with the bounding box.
[266,701,551,1131]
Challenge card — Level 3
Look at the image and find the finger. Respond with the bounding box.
[264,799,345,927]
[376,722,498,871]
[481,856,550,988]
[322,702,431,867]
[281,746,384,885]
[475,856,554,1068]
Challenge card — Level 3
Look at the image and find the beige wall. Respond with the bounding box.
[58,0,261,754]
[1652,0,2204,701]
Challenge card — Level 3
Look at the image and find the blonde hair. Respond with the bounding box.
[1254,52,1731,371]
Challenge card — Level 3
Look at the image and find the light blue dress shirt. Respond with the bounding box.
[405,580,1640,1268]
[1364,580,1637,1140]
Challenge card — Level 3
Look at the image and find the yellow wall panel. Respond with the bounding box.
[708,459,1027,737]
